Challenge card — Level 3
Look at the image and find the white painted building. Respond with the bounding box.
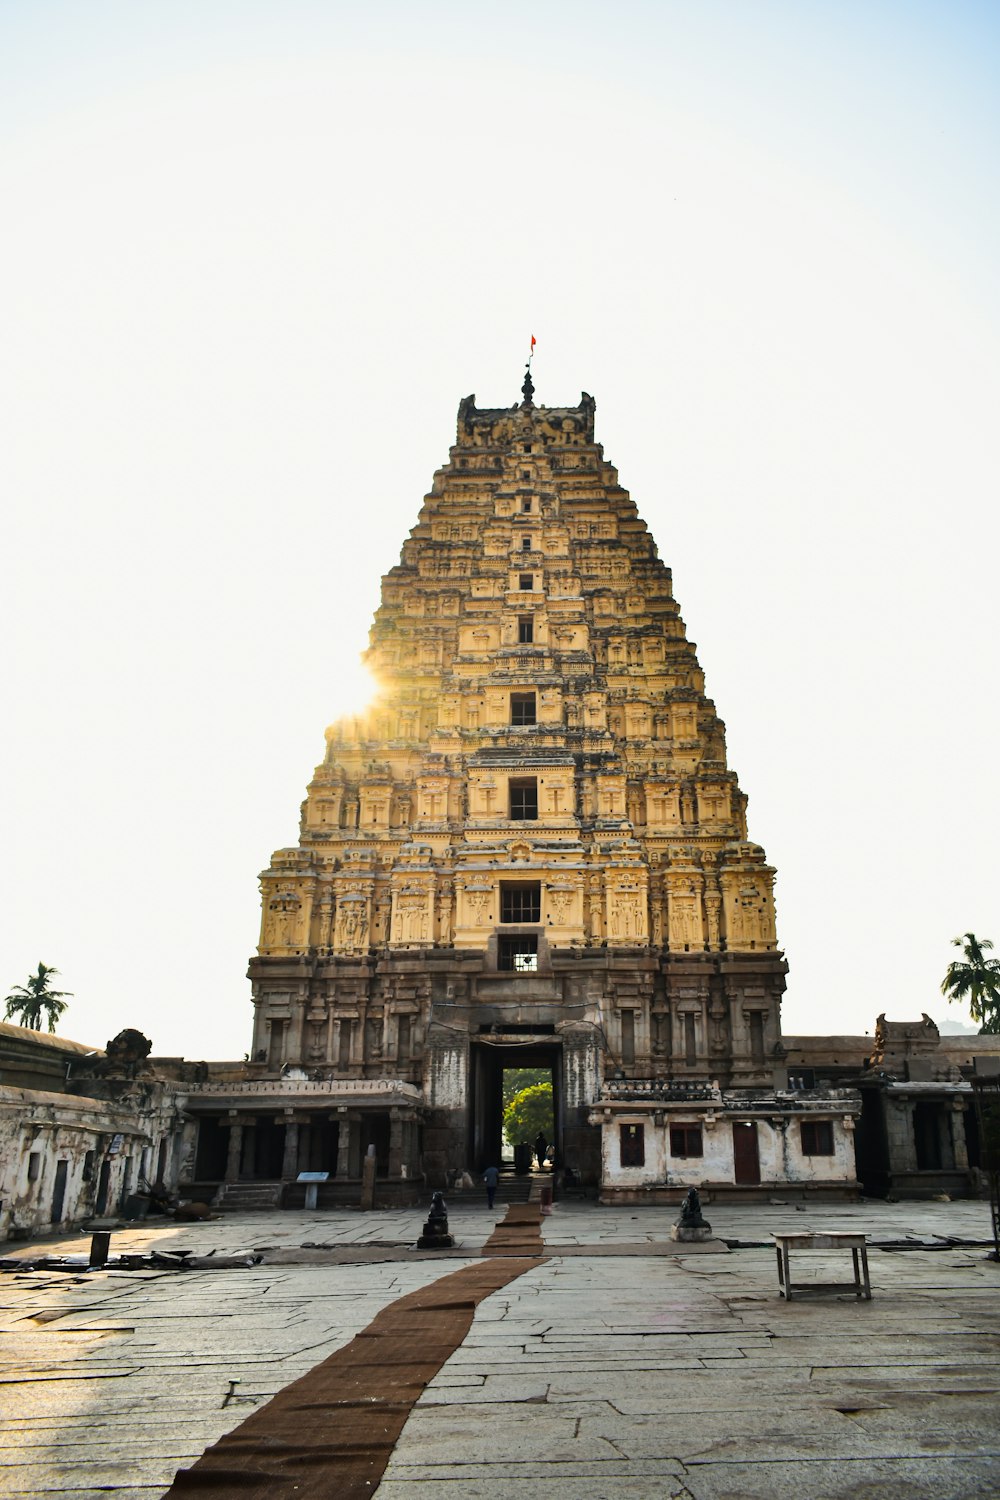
[589,1080,860,1202]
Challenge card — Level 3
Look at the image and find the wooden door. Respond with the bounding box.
[732,1121,761,1184]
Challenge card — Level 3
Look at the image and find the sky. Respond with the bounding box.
[2,1,998,1056]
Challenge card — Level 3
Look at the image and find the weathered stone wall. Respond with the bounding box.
[0,1084,182,1240]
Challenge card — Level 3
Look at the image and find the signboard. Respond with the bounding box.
[296,1172,330,1183]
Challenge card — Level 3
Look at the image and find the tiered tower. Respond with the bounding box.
[249,379,786,1181]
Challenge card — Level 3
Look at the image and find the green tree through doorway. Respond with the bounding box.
[502,1067,549,1110]
[503,1083,554,1148]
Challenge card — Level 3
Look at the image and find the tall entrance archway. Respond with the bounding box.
[468,1035,562,1173]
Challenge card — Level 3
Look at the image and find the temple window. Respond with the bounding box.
[621,1010,635,1066]
[670,1124,704,1158]
[509,777,538,819]
[268,1019,286,1069]
[500,882,541,922]
[519,573,534,590]
[518,616,534,644]
[800,1119,834,1156]
[749,1011,765,1064]
[397,1015,411,1061]
[498,935,538,971]
[521,536,532,551]
[511,692,536,726]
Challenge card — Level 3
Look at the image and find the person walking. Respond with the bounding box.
[534,1131,548,1170]
[482,1164,499,1209]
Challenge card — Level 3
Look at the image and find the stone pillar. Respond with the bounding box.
[225,1115,243,1183]
[887,1097,917,1172]
[952,1102,970,1170]
[388,1109,404,1177]
[559,1025,603,1184]
[939,1106,957,1170]
[336,1112,351,1179]
[281,1116,300,1180]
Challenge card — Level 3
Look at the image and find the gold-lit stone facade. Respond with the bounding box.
[249,385,787,1181]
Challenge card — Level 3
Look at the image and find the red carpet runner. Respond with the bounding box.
[165,1207,544,1499]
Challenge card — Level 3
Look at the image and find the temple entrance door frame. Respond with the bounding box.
[732,1120,761,1185]
[468,1039,562,1174]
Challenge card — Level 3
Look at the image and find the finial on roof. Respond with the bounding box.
[521,333,536,406]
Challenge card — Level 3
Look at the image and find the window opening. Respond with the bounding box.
[397,1015,411,1060]
[522,497,532,512]
[518,616,534,644]
[268,1018,286,1069]
[519,573,533,590]
[510,692,536,726]
[509,777,538,819]
[621,1010,635,1067]
[498,935,539,971]
[670,1124,704,1158]
[501,882,541,922]
[338,1020,353,1069]
[800,1119,834,1156]
[749,1011,765,1064]
[684,1013,697,1066]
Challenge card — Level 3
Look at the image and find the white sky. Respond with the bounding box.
[2,1,997,1056]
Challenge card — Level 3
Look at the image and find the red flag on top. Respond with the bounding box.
[530,334,536,349]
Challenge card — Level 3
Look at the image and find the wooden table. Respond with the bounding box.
[773,1231,872,1301]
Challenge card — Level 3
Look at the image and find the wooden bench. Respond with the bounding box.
[773,1231,872,1301]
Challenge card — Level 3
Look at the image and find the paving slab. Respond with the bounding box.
[1,1200,998,1498]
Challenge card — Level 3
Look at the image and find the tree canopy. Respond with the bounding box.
[501,1067,550,1111]
[502,1082,554,1147]
[941,933,1000,1035]
[3,963,72,1034]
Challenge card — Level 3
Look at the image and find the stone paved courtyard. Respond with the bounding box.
[1,1200,997,1498]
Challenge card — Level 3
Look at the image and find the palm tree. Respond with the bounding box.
[941,933,1000,1035]
[3,963,72,1033]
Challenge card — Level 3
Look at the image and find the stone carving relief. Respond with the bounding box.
[267,888,303,948]
[335,895,370,952]
[668,892,702,950]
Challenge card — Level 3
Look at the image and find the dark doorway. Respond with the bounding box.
[95,1159,112,1215]
[51,1159,68,1223]
[195,1118,229,1180]
[360,1115,390,1177]
[300,1120,340,1175]
[732,1121,761,1184]
[470,1041,560,1173]
[246,1118,286,1179]
[914,1102,949,1170]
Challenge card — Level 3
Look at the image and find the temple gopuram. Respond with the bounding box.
[213,373,861,1202]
